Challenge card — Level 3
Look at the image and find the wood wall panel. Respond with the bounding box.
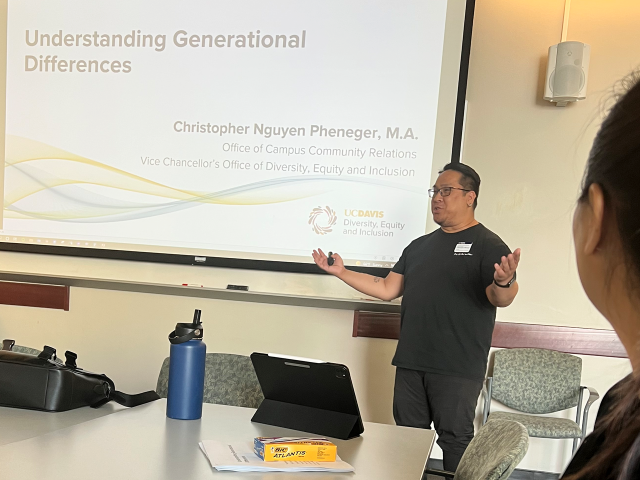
[0,281,70,311]
[353,311,402,339]
[353,311,627,358]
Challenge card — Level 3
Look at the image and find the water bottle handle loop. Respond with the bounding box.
[168,329,200,345]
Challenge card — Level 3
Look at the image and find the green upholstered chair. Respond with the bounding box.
[12,345,41,356]
[1,341,65,365]
[482,348,599,453]
[424,419,529,480]
[156,353,264,409]
[2,339,48,356]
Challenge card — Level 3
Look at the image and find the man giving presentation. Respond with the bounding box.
[312,163,520,471]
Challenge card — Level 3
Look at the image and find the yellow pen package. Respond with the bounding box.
[254,437,337,462]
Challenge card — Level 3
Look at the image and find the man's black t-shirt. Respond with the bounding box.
[391,223,511,381]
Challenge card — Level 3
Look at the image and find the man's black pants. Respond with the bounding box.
[393,367,483,472]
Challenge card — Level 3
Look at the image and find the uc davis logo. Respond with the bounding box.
[308,206,337,235]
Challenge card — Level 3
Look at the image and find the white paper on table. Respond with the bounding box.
[199,440,355,473]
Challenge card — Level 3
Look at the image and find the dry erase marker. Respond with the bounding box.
[182,283,204,287]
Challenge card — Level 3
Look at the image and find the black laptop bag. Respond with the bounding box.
[0,339,159,412]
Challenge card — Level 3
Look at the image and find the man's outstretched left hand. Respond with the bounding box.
[494,248,521,286]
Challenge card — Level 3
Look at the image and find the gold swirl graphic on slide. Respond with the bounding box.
[3,136,421,223]
[308,206,337,235]
[3,136,319,222]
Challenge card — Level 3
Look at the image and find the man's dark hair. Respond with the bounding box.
[439,163,481,209]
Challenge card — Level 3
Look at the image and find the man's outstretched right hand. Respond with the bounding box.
[312,248,345,276]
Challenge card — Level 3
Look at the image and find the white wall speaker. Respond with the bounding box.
[543,41,590,106]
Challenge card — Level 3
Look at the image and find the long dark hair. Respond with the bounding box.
[564,72,640,479]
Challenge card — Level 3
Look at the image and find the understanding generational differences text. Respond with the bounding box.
[23,29,307,73]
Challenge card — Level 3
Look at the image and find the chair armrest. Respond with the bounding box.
[580,386,600,439]
[424,467,455,478]
[584,386,599,407]
[482,377,493,425]
[481,377,490,400]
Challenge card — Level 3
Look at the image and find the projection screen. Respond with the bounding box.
[0,0,475,273]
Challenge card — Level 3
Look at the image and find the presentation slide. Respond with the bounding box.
[2,0,458,269]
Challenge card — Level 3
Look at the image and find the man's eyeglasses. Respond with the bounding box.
[428,187,470,198]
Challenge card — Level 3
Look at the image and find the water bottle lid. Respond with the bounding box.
[168,309,204,344]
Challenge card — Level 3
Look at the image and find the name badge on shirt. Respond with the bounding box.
[454,242,473,253]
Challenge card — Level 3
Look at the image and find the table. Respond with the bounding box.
[0,402,125,446]
[0,399,434,479]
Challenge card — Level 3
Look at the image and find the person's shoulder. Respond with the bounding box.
[622,430,640,480]
[404,230,439,250]
[476,223,504,241]
[476,224,509,248]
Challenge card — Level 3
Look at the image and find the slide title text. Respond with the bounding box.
[23,29,307,73]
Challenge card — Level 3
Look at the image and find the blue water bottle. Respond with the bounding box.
[166,309,206,420]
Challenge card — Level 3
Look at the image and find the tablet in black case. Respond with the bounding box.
[250,353,365,440]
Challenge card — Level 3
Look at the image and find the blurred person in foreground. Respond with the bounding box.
[561,72,640,479]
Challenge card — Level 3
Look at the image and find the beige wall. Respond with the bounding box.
[0,284,400,425]
[453,0,639,470]
[464,0,640,330]
[1,0,639,474]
